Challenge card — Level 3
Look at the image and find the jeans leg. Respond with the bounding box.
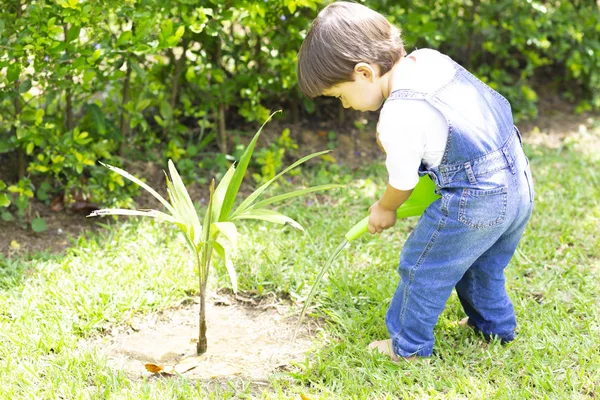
[386,200,505,357]
[455,199,532,342]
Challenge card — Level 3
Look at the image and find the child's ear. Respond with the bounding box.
[354,63,376,82]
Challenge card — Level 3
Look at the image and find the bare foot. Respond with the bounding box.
[459,317,469,327]
[368,339,415,362]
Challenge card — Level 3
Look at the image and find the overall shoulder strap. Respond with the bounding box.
[387,89,427,101]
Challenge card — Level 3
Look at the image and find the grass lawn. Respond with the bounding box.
[1,124,599,399]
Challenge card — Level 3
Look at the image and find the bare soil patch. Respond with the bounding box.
[84,294,320,383]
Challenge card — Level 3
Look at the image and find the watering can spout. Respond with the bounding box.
[344,175,440,242]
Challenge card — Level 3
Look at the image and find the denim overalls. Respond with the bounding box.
[385,49,534,358]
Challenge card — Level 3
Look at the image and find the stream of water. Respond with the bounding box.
[293,239,350,341]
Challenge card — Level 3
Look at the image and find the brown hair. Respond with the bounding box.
[297,1,406,98]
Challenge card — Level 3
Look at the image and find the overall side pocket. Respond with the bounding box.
[458,186,508,229]
[524,161,534,203]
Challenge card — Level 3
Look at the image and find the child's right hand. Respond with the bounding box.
[368,201,397,234]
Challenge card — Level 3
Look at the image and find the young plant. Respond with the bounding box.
[89,113,340,354]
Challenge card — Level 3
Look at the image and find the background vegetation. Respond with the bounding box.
[1,0,599,230]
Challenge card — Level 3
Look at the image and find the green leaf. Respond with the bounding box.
[31,218,47,233]
[83,69,96,84]
[199,180,215,284]
[0,180,6,191]
[35,109,45,126]
[67,25,81,42]
[231,149,330,218]
[90,49,102,61]
[88,208,178,223]
[160,101,172,120]
[130,61,147,79]
[212,222,238,249]
[167,160,201,242]
[0,140,13,154]
[19,79,32,94]
[210,240,237,293]
[0,193,10,207]
[2,211,14,221]
[249,184,343,211]
[153,115,165,127]
[117,31,132,46]
[7,64,21,83]
[211,164,235,222]
[136,99,152,112]
[231,208,304,231]
[219,111,280,222]
[99,162,176,215]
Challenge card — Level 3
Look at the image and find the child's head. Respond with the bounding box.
[297,1,406,111]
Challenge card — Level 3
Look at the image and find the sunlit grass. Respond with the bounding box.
[1,126,599,398]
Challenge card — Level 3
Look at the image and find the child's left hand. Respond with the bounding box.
[368,201,397,234]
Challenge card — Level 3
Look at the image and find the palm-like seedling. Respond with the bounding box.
[89,113,340,354]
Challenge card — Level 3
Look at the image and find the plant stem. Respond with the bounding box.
[198,284,207,354]
[197,247,213,355]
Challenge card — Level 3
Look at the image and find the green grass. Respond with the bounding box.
[1,126,599,399]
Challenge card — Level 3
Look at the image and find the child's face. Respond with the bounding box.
[322,63,385,112]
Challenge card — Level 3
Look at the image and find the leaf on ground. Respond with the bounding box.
[144,363,166,374]
[300,394,312,400]
[173,356,203,374]
[144,356,203,375]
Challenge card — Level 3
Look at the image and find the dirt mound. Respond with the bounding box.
[85,295,320,382]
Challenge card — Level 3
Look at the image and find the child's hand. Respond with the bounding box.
[368,201,397,234]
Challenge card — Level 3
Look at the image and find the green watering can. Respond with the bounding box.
[344,174,441,241]
[294,174,440,340]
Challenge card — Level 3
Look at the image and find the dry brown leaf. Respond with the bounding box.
[144,356,203,375]
[144,363,164,374]
[173,356,203,374]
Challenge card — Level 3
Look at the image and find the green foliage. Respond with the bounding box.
[372,0,600,121]
[0,0,597,227]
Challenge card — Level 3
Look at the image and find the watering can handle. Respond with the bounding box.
[344,175,440,242]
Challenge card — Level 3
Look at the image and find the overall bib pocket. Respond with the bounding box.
[458,186,508,229]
